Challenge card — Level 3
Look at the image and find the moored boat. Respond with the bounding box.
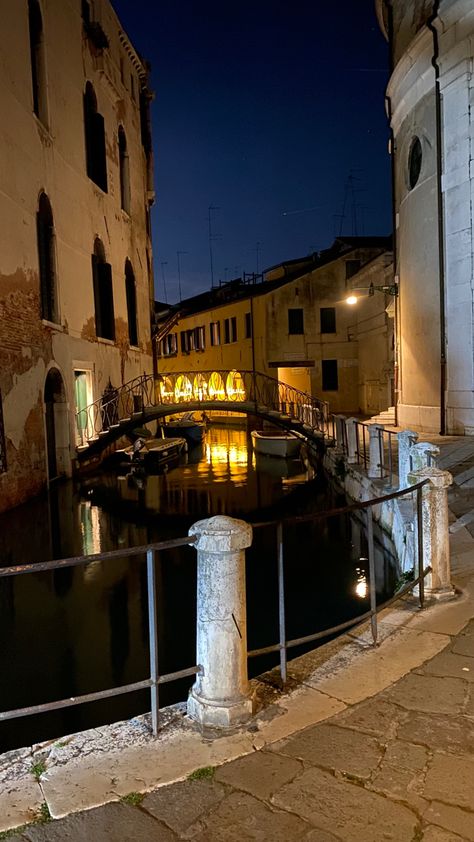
[161,412,206,446]
[251,429,301,458]
[105,436,187,472]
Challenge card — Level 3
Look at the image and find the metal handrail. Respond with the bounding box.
[0,534,200,736]
[0,481,429,733]
[249,479,428,682]
[75,370,330,446]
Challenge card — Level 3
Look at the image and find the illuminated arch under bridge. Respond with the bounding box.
[75,370,329,461]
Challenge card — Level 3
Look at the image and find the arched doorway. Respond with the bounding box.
[44,368,69,481]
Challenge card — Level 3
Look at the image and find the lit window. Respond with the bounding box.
[210,321,220,346]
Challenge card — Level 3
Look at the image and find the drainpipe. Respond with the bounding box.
[427,1,447,435]
[384,1,398,425]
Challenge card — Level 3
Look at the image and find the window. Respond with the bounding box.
[320,307,336,334]
[28,0,48,126]
[92,238,115,340]
[0,391,6,473]
[118,126,130,213]
[245,312,252,338]
[160,334,177,356]
[37,192,58,323]
[409,136,422,189]
[288,308,304,335]
[125,260,138,346]
[224,317,237,343]
[187,329,196,351]
[83,82,108,192]
[210,321,220,346]
[345,260,361,280]
[195,326,205,351]
[181,331,189,353]
[322,359,338,391]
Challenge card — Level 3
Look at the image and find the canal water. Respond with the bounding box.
[0,425,398,752]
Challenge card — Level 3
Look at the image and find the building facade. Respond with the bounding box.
[0,0,154,512]
[156,238,393,417]
[378,0,474,433]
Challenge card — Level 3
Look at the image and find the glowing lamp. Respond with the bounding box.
[346,295,358,306]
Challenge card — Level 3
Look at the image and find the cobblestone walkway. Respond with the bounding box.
[7,616,474,841]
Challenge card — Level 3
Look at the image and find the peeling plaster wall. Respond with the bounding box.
[0,0,153,512]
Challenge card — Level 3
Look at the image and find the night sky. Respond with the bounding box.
[112,1,391,303]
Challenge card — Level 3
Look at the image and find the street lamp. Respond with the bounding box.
[345,281,398,305]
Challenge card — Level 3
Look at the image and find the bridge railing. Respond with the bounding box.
[0,470,454,739]
[76,370,330,445]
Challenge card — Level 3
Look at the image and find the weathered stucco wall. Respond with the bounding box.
[0,0,153,512]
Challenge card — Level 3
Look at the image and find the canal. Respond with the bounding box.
[0,425,398,752]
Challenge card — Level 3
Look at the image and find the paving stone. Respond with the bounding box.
[302,829,343,842]
[424,753,474,810]
[188,790,311,841]
[424,802,474,842]
[272,765,419,841]
[422,826,468,841]
[22,802,177,841]
[418,650,474,680]
[214,749,303,800]
[370,740,428,800]
[384,673,467,714]
[331,698,408,738]
[269,722,383,780]
[466,688,474,717]
[141,778,227,835]
[398,711,474,754]
[452,626,474,657]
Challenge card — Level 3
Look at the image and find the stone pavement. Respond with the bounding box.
[4,436,474,841]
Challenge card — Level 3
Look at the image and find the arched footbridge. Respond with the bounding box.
[75,370,330,462]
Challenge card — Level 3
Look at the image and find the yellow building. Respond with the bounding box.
[155,237,394,417]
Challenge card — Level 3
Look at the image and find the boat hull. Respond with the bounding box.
[251,430,301,458]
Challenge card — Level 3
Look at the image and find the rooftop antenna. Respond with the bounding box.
[337,170,365,236]
[160,261,168,304]
[208,205,220,288]
[176,250,188,302]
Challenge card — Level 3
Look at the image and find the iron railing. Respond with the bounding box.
[0,481,429,735]
[0,536,202,736]
[248,479,429,682]
[350,421,397,488]
[76,370,330,446]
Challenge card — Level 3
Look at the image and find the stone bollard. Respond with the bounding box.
[334,414,346,452]
[410,441,440,472]
[187,515,254,728]
[408,467,455,600]
[368,424,384,478]
[345,417,358,464]
[397,429,419,488]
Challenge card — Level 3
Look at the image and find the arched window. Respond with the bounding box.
[92,237,115,340]
[28,0,48,126]
[118,126,130,214]
[125,259,138,346]
[37,192,58,323]
[83,82,108,192]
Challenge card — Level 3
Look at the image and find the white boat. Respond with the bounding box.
[251,429,301,459]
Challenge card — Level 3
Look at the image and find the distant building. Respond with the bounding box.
[377,0,474,433]
[155,237,394,417]
[0,0,155,511]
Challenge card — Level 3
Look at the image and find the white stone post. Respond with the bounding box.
[187,515,254,728]
[334,414,346,452]
[410,441,440,472]
[368,424,384,478]
[408,467,455,600]
[345,417,358,464]
[397,429,419,488]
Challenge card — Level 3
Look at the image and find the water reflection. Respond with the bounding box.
[0,425,398,752]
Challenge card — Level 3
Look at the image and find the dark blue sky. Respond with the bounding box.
[112,1,391,303]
